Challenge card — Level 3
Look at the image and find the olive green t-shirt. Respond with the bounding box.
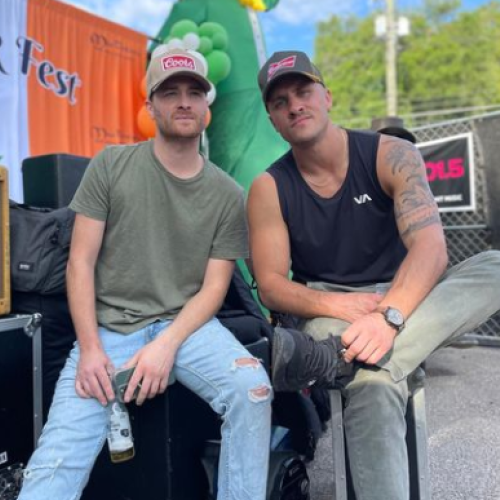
[69,141,248,334]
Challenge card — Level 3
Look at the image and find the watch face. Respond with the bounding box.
[386,307,404,328]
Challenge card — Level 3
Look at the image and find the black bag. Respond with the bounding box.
[9,201,75,294]
[217,266,274,344]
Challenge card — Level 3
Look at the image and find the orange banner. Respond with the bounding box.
[26,0,148,158]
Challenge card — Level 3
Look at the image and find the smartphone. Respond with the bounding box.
[112,367,177,403]
[112,366,141,403]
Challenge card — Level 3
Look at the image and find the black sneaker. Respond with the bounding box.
[272,327,353,392]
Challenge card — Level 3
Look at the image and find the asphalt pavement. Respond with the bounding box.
[307,345,500,500]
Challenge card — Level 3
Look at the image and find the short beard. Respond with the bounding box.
[156,115,205,141]
[158,127,201,141]
[157,122,204,141]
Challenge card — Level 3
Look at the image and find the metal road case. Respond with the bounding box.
[0,313,42,499]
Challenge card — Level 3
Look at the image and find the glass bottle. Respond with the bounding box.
[107,398,135,463]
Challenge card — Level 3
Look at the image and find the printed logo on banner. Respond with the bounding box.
[92,126,141,145]
[417,132,475,213]
[90,32,143,60]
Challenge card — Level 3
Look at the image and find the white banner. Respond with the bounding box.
[0,0,30,201]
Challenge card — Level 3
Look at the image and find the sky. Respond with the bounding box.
[61,0,493,57]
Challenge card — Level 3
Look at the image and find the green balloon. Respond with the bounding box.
[206,50,231,85]
[199,22,227,40]
[198,36,213,56]
[212,31,228,51]
[170,19,199,39]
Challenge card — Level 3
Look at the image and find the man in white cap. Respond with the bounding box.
[18,47,272,500]
[248,50,500,500]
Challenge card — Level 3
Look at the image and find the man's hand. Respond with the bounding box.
[341,312,397,365]
[122,337,177,406]
[328,292,384,323]
[75,348,115,405]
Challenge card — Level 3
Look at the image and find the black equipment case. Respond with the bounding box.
[0,314,42,500]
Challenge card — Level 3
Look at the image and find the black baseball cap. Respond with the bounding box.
[258,50,324,102]
[371,116,416,144]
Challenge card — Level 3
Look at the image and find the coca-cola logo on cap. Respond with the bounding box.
[162,55,196,71]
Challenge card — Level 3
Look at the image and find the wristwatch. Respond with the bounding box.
[377,306,405,333]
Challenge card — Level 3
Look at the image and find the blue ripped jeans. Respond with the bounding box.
[18,317,272,500]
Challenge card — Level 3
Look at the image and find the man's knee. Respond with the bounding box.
[345,367,409,415]
[231,357,273,405]
[301,317,349,341]
[478,250,500,277]
[458,249,500,279]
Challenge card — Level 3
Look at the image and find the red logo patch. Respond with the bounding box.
[267,56,297,81]
[162,55,196,71]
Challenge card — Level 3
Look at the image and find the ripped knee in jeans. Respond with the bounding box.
[232,357,261,371]
[231,357,272,403]
[248,384,272,403]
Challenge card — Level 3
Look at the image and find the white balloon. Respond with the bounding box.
[183,33,200,50]
[167,38,184,50]
[151,44,170,58]
[188,50,208,76]
[207,84,217,105]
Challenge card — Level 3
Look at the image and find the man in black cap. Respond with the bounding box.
[248,50,500,500]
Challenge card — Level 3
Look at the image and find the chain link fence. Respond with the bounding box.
[413,115,499,340]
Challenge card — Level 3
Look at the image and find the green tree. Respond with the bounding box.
[423,0,461,26]
[315,16,388,126]
[315,2,500,127]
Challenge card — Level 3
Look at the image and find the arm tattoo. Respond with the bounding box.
[386,141,441,239]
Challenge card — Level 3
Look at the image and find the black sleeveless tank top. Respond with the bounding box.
[267,129,407,286]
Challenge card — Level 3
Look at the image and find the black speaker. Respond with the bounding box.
[22,154,90,208]
[82,381,216,500]
[82,338,271,500]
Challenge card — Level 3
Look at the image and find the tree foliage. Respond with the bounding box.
[314,1,500,127]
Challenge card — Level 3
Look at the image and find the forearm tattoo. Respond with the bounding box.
[386,142,441,239]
